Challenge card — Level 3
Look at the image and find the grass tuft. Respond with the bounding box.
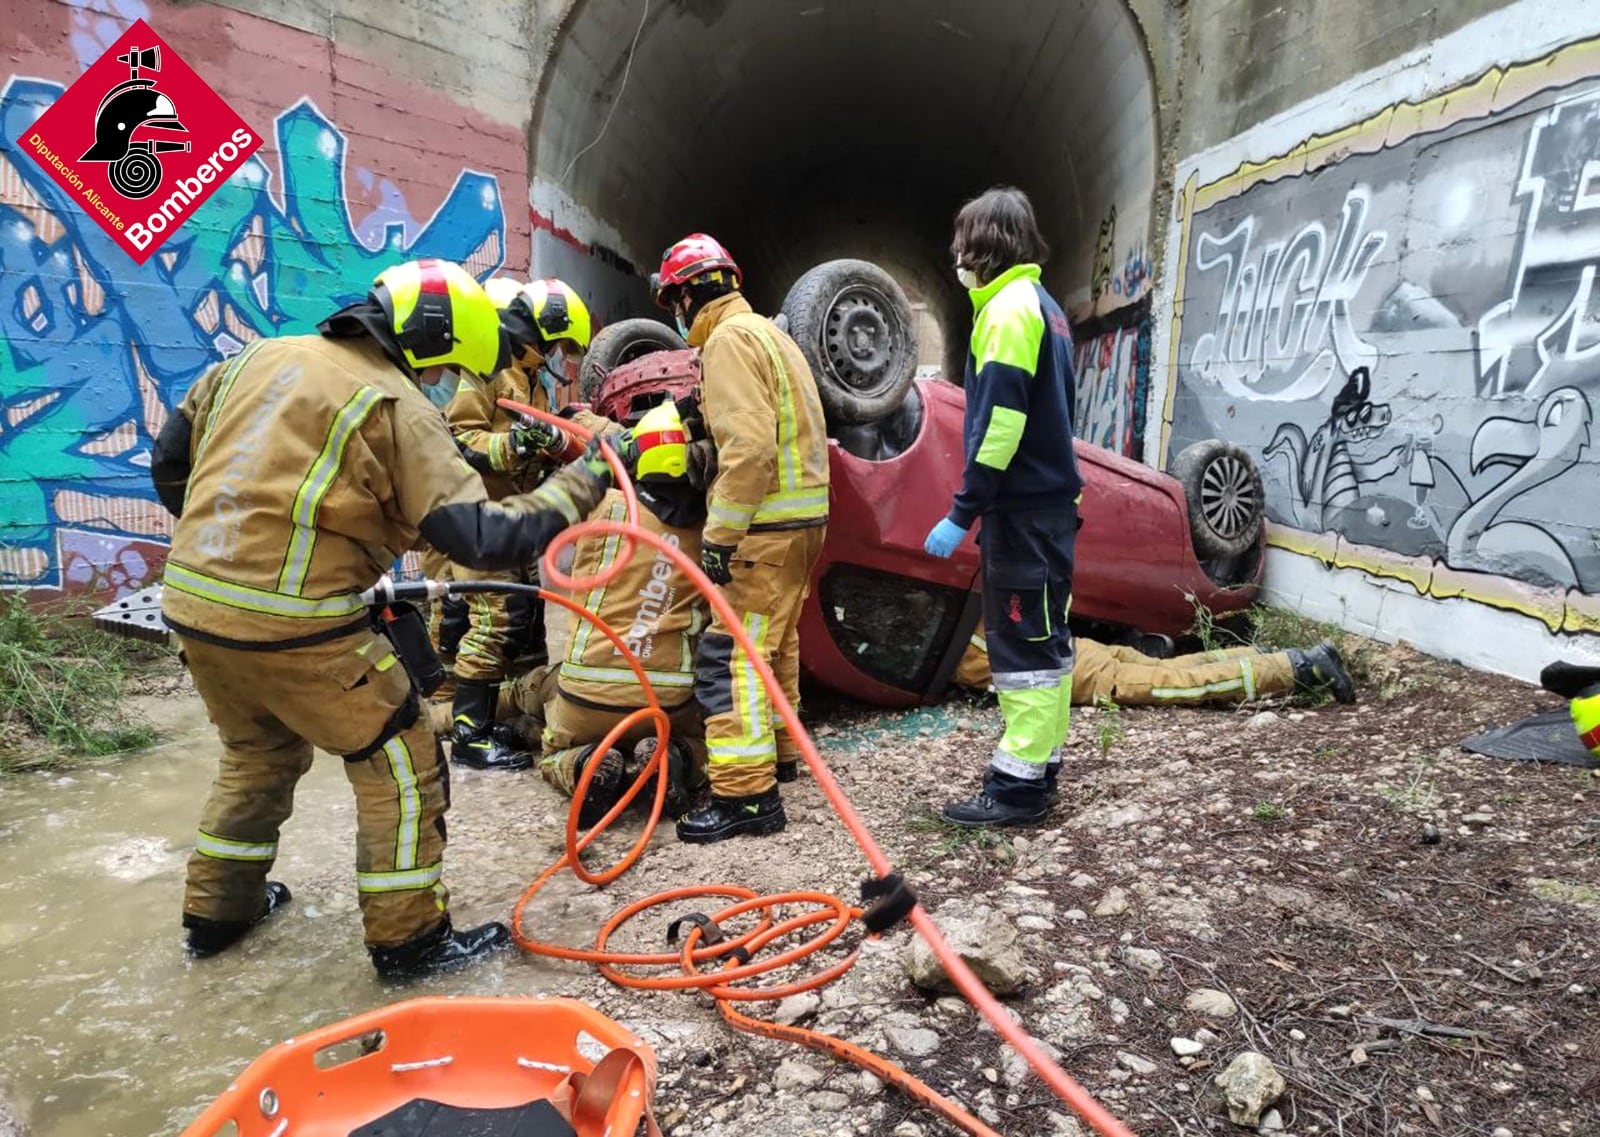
[0,594,159,771]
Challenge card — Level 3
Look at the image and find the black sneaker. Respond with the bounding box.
[941,792,1048,829]
[675,789,787,844]
[1290,640,1357,704]
[183,881,292,958]
[369,918,512,982]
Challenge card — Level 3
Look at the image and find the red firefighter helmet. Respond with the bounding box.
[651,233,741,307]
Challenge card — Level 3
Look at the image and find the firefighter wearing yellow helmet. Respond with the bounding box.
[148,258,620,980]
[440,276,619,773]
[501,399,712,825]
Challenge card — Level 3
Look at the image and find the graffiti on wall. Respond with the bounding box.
[1089,205,1154,315]
[1073,297,1150,460]
[1163,35,1600,635]
[0,78,508,593]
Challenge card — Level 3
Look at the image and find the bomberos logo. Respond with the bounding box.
[16,18,261,264]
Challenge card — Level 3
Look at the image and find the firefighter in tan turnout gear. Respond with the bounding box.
[955,629,1357,708]
[652,234,829,844]
[504,400,712,825]
[444,276,605,772]
[148,259,615,980]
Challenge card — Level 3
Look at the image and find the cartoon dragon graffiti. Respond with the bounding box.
[1263,366,1409,532]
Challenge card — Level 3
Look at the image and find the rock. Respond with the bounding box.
[1001,1038,1064,1088]
[1121,946,1164,978]
[1094,887,1130,917]
[1068,872,1097,890]
[774,1058,826,1091]
[855,1071,884,1096]
[892,1124,925,1137]
[805,1090,852,1112]
[1117,1051,1158,1076]
[1185,987,1238,1019]
[775,992,821,1025]
[1063,908,1088,922]
[904,903,1028,995]
[1171,1037,1205,1057]
[1462,812,1494,828]
[1260,1108,1285,1131]
[1195,1028,1219,1046]
[1288,1028,1307,1042]
[885,1023,942,1057]
[1246,711,1280,730]
[1017,915,1055,932]
[1491,1129,1512,1137]
[1213,1052,1286,1126]
[1415,1086,1435,1103]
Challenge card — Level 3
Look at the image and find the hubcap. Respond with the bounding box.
[1199,454,1257,539]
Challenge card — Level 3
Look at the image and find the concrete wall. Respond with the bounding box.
[0,0,527,597]
[1152,0,1600,680]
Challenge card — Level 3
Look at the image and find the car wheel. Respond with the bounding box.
[579,318,688,402]
[1171,440,1265,564]
[781,259,917,425]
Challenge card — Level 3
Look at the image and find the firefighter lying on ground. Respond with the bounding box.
[954,630,1357,706]
[653,233,831,845]
[441,276,614,773]
[148,258,626,981]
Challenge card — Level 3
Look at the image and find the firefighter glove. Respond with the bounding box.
[701,542,736,585]
[510,419,564,459]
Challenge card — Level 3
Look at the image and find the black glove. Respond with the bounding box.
[701,542,737,585]
[509,419,563,459]
[675,392,707,441]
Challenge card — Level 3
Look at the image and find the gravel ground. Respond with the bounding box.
[114,639,1600,1137]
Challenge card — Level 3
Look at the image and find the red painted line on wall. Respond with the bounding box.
[530,206,591,255]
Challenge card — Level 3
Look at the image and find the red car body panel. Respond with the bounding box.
[798,379,1263,707]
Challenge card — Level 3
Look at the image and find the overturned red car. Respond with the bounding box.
[584,260,1265,710]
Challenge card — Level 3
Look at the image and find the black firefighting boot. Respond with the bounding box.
[450,679,534,771]
[369,918,512,982]
[183,881,292,958]
[944,765,1050,828]
[631,737,700,819]
[676,788,787,844]
[572,745,627,828]
[1289,640,1357,704]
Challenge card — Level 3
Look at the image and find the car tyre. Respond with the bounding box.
[780,259,917,425]
[1171,440,1265,564]
[579,318,688,403]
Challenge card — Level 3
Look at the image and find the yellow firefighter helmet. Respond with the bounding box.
[372,259,507,377]
[1574,685,1600,758]
[630,399,688,481]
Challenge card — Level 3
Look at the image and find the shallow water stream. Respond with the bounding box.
[0,697,605,1136]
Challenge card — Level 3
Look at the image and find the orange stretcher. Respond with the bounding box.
[180,997,658,1137]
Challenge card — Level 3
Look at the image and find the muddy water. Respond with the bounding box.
[0,695,607,1137]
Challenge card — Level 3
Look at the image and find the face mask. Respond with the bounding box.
[675,313,691,339]
[957,267,981,290]
[421,368,463,409]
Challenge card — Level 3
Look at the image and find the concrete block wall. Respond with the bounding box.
[0,0,528,598]
[1152,0,1600,680]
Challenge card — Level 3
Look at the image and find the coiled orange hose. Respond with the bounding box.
[497,399,1139,1137]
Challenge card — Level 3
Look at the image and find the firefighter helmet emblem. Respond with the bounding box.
[78,45,191,199]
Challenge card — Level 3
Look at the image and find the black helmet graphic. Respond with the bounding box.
[78,47,191,199]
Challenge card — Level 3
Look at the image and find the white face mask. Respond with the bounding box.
[957,267,981,290]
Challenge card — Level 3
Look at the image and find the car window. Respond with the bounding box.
[819,564,969,694]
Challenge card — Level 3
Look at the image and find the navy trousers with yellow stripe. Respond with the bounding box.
[180,631,450,948]
[979,506,1077,806]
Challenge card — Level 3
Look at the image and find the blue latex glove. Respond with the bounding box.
[924,518,966,558]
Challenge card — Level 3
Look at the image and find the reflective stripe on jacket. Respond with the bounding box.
[558,488,707,711]
[690,294,830,548]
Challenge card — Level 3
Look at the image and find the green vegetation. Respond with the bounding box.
[906,804,1007,860]
[1376,759,1440,816]
[1093,696,1125,756]
[0,594,159,771]
[1252,800,1286,822]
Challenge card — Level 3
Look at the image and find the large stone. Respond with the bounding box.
[1214,1052,1287,1125]
[885,1023,942,1057]
[1121,946,1165,978]
[1117,1051,1158,1076]
[1093,887,1130,917]
[774,1058,826,1091]
[904,904,1028,995]
[1184,987,1238,1019]
[774,992,822,1025]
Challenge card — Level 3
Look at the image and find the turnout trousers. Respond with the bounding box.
[694,527,826,798]
[179,630,449,948]
[980,506,1077,806]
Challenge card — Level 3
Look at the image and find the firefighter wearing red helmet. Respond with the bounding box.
[653,234,830,843]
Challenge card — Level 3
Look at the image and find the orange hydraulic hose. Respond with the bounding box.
[492,398,1140,1137]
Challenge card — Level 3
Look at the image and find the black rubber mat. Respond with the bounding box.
[1462,708,1599,769]
[350,1097,577,1136]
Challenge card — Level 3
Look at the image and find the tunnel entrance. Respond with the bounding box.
[532,0,1159,379]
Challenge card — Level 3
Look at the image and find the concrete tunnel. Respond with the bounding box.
[532,0,1160,380]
